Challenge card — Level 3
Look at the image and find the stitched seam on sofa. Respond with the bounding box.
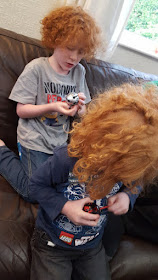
[86,61,157,80]
[0,32,46,50]
[0,219,36,225]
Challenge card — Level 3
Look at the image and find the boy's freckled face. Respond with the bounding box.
[51,44,85,75]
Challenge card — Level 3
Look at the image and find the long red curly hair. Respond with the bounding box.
[40,5,102,60]
[68,83,158,199]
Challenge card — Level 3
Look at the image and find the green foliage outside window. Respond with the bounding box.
[126,0,158,42]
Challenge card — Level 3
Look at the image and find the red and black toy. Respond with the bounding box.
[83,202,108,214]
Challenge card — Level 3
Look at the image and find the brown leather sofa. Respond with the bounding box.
[0,27,158,280]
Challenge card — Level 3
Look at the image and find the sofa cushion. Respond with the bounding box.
[122,184,158,243]
[110,235,158,280]
[0,176,37,280]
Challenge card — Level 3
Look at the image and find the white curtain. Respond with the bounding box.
[63,0,136,59]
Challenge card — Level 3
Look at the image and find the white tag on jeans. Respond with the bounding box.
[47,241,55,247]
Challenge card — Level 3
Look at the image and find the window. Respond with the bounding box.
[119,0,158,58]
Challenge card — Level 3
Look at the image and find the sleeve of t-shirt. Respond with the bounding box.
[78,64,91,104]
[29,147,70,221]
[9,60,38,104]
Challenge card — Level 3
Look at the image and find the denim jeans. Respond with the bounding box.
[0,144,51,202]
[30,228,111,280]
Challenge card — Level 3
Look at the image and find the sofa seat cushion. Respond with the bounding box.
[0,176,37,280]
[110,235,158,280]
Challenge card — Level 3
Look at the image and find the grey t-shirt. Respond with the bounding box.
[9,57,91,154]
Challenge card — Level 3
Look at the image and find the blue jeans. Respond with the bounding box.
[0,144,51,202]
[30,228,111,280]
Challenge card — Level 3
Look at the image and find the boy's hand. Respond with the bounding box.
[61,197,100,226]
[54,93,87,117]
[77,92,86,116]
[107,192,130,215]
[55,101,78,116]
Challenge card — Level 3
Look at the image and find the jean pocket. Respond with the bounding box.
[31,228,55,249]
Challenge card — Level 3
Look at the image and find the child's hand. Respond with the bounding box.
[54,101,78,116]
[55,93,86,117]
[61,197,100,226]
[107,192,130,215]
[77,92,86,116]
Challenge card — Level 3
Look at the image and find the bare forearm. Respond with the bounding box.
[16,103,58,118]
[16,102,78,118]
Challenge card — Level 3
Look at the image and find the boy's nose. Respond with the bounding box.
[70,51,79,61]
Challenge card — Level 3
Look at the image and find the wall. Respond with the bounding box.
[0,0,157,76]
[0,0,63,40]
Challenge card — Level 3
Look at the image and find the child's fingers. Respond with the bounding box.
[107,195,116,206]
[81,196,94,205]
[78,92,86,100]
[78,100,85,106]
[80,212,100,226]
[66,105,78,116]
[80,219,100,227]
